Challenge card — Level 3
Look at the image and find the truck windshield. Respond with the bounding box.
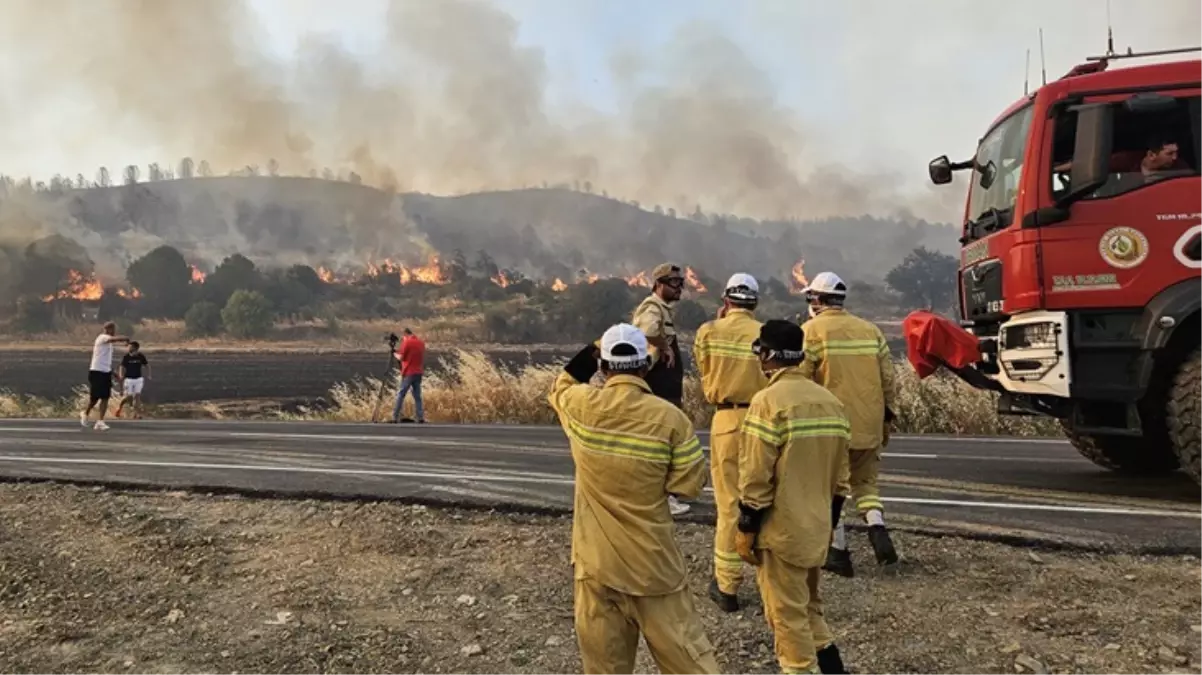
[965,104,1034,240]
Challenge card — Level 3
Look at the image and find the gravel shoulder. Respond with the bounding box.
[0,483,1197,674]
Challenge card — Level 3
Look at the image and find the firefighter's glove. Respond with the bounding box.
[882,407,896,447]
[564,343,601,384]
[735,502,768,566]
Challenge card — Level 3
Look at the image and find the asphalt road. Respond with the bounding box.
[0,419,1197,554]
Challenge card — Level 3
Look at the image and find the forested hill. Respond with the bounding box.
[3,175,957,282]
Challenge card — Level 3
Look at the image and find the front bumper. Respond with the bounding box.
[970,310,1072,399]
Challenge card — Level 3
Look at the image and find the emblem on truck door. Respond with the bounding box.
[1098,226,1149,269]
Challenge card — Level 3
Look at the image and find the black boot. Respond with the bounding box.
[708,579,739,613]
[817,644,849,674]
[868,525,899,565]
[823,547,854,578]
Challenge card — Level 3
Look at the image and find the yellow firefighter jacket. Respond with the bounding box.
[738,367,851,569]
[799,308,897,450]
[548,371,708,596]
[694,308,767,432]
[631,293,675,365]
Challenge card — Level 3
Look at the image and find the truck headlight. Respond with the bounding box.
[1002,322,1058,350]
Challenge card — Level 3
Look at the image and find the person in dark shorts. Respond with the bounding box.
[114,341,150,419]
[81,322,129,431]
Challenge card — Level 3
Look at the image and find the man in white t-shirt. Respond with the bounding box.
[81,322,130,431]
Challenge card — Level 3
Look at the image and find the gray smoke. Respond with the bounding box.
[0,0,1196,284]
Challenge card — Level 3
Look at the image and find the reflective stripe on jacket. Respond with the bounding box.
[694,309,766,432]
[738,367,851,569]
[549,372,707,595]
[799,308,896,450]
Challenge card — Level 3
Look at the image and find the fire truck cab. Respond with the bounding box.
[922,47,1202,483]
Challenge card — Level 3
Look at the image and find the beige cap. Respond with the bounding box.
[652,262,684,282]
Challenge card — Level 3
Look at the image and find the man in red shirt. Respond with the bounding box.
[391,328,427,423]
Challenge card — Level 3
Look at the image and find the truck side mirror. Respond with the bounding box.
[1060,103,1114,206]
[929,155,953,185]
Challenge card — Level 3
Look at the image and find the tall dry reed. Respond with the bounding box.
[1,350,1061,437]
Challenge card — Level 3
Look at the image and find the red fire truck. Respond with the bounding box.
[913,46,1201,484]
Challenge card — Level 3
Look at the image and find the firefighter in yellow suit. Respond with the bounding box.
[693,273,767,612]
[736,319,850,674]
[548,323,719,674]
[799,271,899,577]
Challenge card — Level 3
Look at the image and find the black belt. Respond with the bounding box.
[715,402,750,410]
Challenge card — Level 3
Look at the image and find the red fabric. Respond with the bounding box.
[902,310,982,379]
[395,335,426,376]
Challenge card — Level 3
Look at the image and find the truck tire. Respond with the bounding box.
[1167,348,1201,484]
[1062,425,1180,475]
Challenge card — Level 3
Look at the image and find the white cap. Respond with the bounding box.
[802,271,847,297]
[600,323,649,367]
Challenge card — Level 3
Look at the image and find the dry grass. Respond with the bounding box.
[0,385,87,419]
[285,350,1061,437]
[0,349,1061,437]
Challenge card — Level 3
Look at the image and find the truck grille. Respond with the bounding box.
[961,259,1004,322]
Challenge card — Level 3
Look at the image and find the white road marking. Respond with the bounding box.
[0,455,575,486]
[879,496,1199,518]
[0,421,1069,445]
[0,454,1194,520]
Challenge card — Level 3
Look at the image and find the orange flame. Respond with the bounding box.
[42,269,104,301]
[316,266,336,283]
[789,259,808,293]
[551,278,568,292]
[684,267,708,293]
[190,265,207,284]
[491,270,519,288]
[365,255,450,285]
[399,255,448,285]
[625,271,652,288]
[116,288,143,299]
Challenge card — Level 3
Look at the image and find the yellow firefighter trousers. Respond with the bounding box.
[756,551,834,674]
[574,577,720,674]
[835,446,883,517]
[710,409,747,594]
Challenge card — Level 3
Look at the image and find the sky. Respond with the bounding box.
[0,0,1198,223]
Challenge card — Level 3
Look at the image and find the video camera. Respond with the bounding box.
[386,332,400,350]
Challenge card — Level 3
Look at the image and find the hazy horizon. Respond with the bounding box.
[0,0,1198,224]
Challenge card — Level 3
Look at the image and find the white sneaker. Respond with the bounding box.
[80,411,89,427]
[669,496,691,516]
[93,421,110,431]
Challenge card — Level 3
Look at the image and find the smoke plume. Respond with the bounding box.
[0,0,959,223]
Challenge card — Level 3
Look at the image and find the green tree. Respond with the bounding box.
[204,254,262,308]
[286,264,324,296]
[885,247,959,312]
[552,278,639,341]
[221,290,273,339]
[184,301,223,336]
[12,296,54,334]
[262,267,315,316]
[127,245,193,319]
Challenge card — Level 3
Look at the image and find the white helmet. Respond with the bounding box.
[802,271,847,298]
[723,273,759,302]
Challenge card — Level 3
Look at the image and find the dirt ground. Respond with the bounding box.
[0,483,1197,675]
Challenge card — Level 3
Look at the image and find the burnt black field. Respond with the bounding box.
[0,349,572,404]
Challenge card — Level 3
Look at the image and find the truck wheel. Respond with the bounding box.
[1062,424,1180,474]
[1167,348,1201,484]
